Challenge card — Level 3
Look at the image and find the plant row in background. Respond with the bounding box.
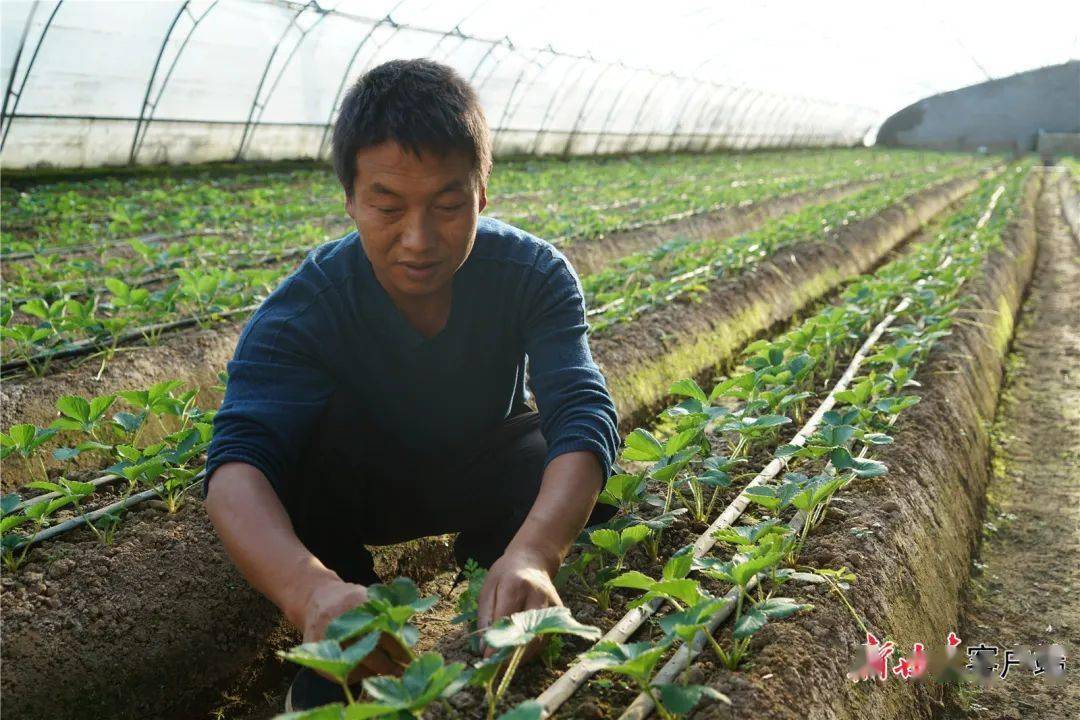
[1,149,947,302]
[2,149,964,252]
[1,156,977,376]
[524,165,1028,716]
[582,161,979,330]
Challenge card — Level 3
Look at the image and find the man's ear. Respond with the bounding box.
[344,189,356,222]
[477,183,488,214]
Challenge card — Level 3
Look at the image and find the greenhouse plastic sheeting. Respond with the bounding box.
[1,0,1075,169]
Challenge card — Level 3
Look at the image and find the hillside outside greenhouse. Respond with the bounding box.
[1,1,1078,719]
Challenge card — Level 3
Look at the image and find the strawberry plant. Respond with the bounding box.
[581,640,729,719]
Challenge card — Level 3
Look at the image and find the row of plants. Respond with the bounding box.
[592,163,1031,717]
[0,378,222,569]
[582,161,986,330]
[0,150,911,305]
[0,159,958,376]
[2,149,940,250]
[0,148,940,301]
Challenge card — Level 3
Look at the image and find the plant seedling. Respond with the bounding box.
[452,559,488,654]
[588,524,653,571]
[326,577,438,658]
[608,548,702,610]
[278,632,382,704]
[1,423,59,482]
[478,607,600,719]
[350,651,468,718]
[581,640,717,720]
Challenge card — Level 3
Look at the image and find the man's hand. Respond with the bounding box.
[476,546,562,659]
[473,451,604,658]
[299,577,412,681]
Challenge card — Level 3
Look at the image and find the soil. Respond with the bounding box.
[0,169,991,720]
[942,175,1080,719]
[0,496,457,720]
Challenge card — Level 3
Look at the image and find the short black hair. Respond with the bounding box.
[331,58,492,195]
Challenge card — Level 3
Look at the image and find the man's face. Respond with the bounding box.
[345,141,487,301]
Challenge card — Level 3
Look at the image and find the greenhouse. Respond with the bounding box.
[1,2,1078,720]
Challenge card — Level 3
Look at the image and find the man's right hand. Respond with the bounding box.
[203,465,411,684]
[298,578,412,680]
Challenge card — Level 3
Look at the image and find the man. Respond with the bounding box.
[203,59,619,711]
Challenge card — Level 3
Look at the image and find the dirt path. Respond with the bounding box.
[950,174,1080,718]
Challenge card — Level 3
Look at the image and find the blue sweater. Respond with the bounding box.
[204,216,620,499]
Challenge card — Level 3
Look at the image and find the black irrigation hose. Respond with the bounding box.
[0,303,259,375]
[11,469,207,549]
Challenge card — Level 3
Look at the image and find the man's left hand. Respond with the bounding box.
[476,546,561,658]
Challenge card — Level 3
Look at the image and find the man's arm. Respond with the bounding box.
[205,461,409,675]
[476,450,602,636]
[476,246,620,638]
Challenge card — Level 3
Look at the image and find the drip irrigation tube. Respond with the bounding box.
[534,296,912,718]
[0,303,259,375]
[11,469,206,549]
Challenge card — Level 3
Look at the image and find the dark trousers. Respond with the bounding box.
[282,393,614,585]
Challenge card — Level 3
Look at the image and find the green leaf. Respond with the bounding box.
[656,598,729,642]
[662,550,693,581]
[744,414,791,429]
[622,429,665,462]
[1,493,22,516]
[52,447,82,462]
[483,606,600,649]
[733,608,767,639]
[8,424,35,449]
[669,378,707,404]
[494,700,544,720]
[649,579,703,606]
[359,652,466,713]
[49,418,85,432]
[755,597,813,620]
[56,395,91,423]
[588,528,620,556]
[773,443,803,459]
[657,683,730,714]
[0,514,28,533]
[744,486,781,511]
[104,278,129,297]
[340,704,394,719]
[608,570,654,591]
[325,607,380,645]
[664,427,700,456]
[580,640,668,683]
[830,448,888,477]
[816,424,855,448]
[598,474,644,508]
[277,633,380,685]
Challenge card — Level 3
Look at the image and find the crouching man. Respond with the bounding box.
[203,58,618,712]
